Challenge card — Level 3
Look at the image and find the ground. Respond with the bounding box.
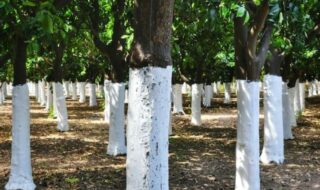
[1,93,320,190]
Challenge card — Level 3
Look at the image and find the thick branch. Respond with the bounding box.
[257,24,273,68]
[247,0,269,57]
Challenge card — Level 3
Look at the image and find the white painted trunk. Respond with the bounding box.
[64,81,70,97]
[3,82,7,97]
[6,84,36,190]
[212,82,218,95]
[203,85,213,107]
[78,82,86,103]
[89,83,97,107]
[40,80,46,107]
[107,83,127,156]
[0,86,4,105]
[127,66,172,190]
[125,89,129,103]
[293,80,301,115]
[288,88,297,128]
[299,83,305,112]
[282,82,294,140]
[317,80,320,95]
[7,83,12,96]
[260,75,284,164]
[45,83,53,112]
[71,82,77,100]
[224,82,231,103]
[34,82,40,102]
[308,82,313,97]
[104,80,111,124]
[53,83,69,131]
[312,80,317,96]
[235,80,260,190]
[191,84,202,126]
[172,84,184,114]
[182,82,188,94]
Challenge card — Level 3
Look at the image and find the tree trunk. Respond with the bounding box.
[107,83,127,156]
[104,80,111,124]
[45,82,53,112]
[224,82,231,104]
[288,87,297,128]
[126,0,174,189]
[282,82,294,140]
[6,35,35,190]
[40,80,47,107]
[191,84,202,126]
[78,82,86,103]
[64,81,70,97]
[260,75,284,164]
[34,82,39,101]
[235,80,260,190]
[89,83,97,107]
[299,82,305,112]
[203,85,213,107]
[293,79,301,116]
[53,83,69,131]
[172,84,184,114]
[71,82,77,100]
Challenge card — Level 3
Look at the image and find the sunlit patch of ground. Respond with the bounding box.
[0,93,320,189]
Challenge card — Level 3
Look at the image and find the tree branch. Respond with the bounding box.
[257,24,273,68]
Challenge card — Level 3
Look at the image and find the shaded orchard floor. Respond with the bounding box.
[0,94,320,189]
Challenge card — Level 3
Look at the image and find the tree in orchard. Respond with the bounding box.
[76,0,132,156]
[231,0,273,189]
[126,0,174,189]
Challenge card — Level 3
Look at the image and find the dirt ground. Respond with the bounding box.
[1,94,320,190]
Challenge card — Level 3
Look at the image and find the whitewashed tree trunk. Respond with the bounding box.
[64,81,70,97]
[299,83,305,112]
[104,80,111,124]
[78,82,86,103]
[308,82,313,97]
[282,82,294,140]
[235,80,260,190]
[288,87,297,128]
[89,83,97,107]
[203,85,213,107]
[293,80,301,115]
[125,89,129,103]
[127,66,171,190]
[317,80,320,95]
[6,84,36,190]
[260,75,284,164]
[45,83,53,112]
[53,83,69,131]
[71,82,77,100]
[107,83,127,156]
[224,82,231,103]
[212,82,218,95]
[172,84,184,114]
[3,82,7,97]
[0,86,4,105]
[34,82,39,101]
[191,84,202,126]
[312,80,317,96]
[182,82,188,94]
[6,83,12,96]
[40,80,46,107]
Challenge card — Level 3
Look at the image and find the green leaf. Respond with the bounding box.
[23,1,36,7]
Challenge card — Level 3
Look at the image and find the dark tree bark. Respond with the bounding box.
[129,0,174,68]
[265,48,284,77]
[13,35,27,86]
[52,43,65,83]
[234,0,271,81]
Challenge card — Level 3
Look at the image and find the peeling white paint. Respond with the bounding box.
[107,83,126,156]
[235,80,260,190]
[260,75,284,164]
[6,84,36,190]
[127,66,172,190]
